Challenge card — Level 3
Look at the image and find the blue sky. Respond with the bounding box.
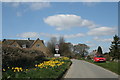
[2,2,118,53]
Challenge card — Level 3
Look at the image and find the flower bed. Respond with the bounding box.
[2,57,72,79]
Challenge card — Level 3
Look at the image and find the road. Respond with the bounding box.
[64,59,118,78]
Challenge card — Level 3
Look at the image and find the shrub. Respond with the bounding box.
[2,46,46,69]
[104,54,111,61]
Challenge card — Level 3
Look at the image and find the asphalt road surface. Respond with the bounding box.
[64,59,118,78]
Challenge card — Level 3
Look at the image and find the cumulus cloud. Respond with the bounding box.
[93,37,113,42]
[64,33,85,38]
[83,2,98,7]
[87,27,116,36]
[86,41,92,44]
[44,14,96,31]
[30,2,50,10]
[17,32,39,38]
[17,32,85,39]
[88,44,96,47]
[10,2,51,10]
[40,33,59,38]
[40,32,85,38]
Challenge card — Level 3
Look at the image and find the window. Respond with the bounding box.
[22,44,26,48]
[11,45,16,47]
[36,44,40,47]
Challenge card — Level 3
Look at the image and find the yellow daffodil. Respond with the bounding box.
[3,69,5,71]
[13,70,16,72]
[26,69,28,71]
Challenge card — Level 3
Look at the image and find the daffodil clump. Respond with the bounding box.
[51,57,69,61]
[35,57,70,69]
[2,57,70,73]
[35,60,64,68]
[2,57,71,79]
[2,67,29,72]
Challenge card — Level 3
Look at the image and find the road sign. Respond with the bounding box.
[54,54,60,57]
[55,44,59,54]
[55,44,59,50]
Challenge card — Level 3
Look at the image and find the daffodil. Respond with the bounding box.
[3,69,5,71]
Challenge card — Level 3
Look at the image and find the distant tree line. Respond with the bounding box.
[47,36,90,58]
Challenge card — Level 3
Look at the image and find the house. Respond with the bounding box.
[2,38,50,56]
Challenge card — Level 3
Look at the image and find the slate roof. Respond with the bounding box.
[2,39,39,48]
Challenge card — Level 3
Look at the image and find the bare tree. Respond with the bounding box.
[58,36,72,57]
[47,37,57,55]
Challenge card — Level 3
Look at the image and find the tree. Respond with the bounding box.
[97,46,103,54]
[109,35,120,59]
[59,36,71,56]
[47,37,57,55]
[73,44,89,57]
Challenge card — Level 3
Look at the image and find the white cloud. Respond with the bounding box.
[30,2,50,10]
[93,37,113,42]
[16,12,22,16]
[40,33,59,38]
[40,32,85,38]
[17,32,85,39]
[44,14,96,31]
[17,32,39,38]
[83,2,97,7]
[88,43,96,47]
[64,33,85,38]
[86,41,92,44]
[87,27,116,36]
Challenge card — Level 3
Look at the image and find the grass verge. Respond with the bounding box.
[83,59,119,75]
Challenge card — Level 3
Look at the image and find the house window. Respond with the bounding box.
[36,44,40,47]
[22,44,26,48]
[12,45,16,47]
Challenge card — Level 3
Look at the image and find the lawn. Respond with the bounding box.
[84,59,119,75]
[2,57,72,80]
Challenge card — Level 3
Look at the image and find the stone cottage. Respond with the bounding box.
[2,38,50,56]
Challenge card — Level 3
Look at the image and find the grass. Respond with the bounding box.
[84,59,119,75]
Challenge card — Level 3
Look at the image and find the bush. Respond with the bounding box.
[86,55,91,60]
[2,46,46,69]
[74,54,82,59]
[104,54,111,61]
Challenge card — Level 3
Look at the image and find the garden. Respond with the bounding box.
[2,57,72,79]
[2,46,72,80]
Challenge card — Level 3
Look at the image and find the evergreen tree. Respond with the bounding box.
[97,46,103,54]
[109,35,120,59]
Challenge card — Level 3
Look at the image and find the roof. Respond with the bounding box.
[2,39,43,48]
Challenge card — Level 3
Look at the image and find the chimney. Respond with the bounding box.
[3,39,6,42]
[28,38,30,40]
[37,38,40,40]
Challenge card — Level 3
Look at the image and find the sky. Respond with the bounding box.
[2,2,118,53]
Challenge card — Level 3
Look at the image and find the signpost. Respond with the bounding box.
[54,44,60,57]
